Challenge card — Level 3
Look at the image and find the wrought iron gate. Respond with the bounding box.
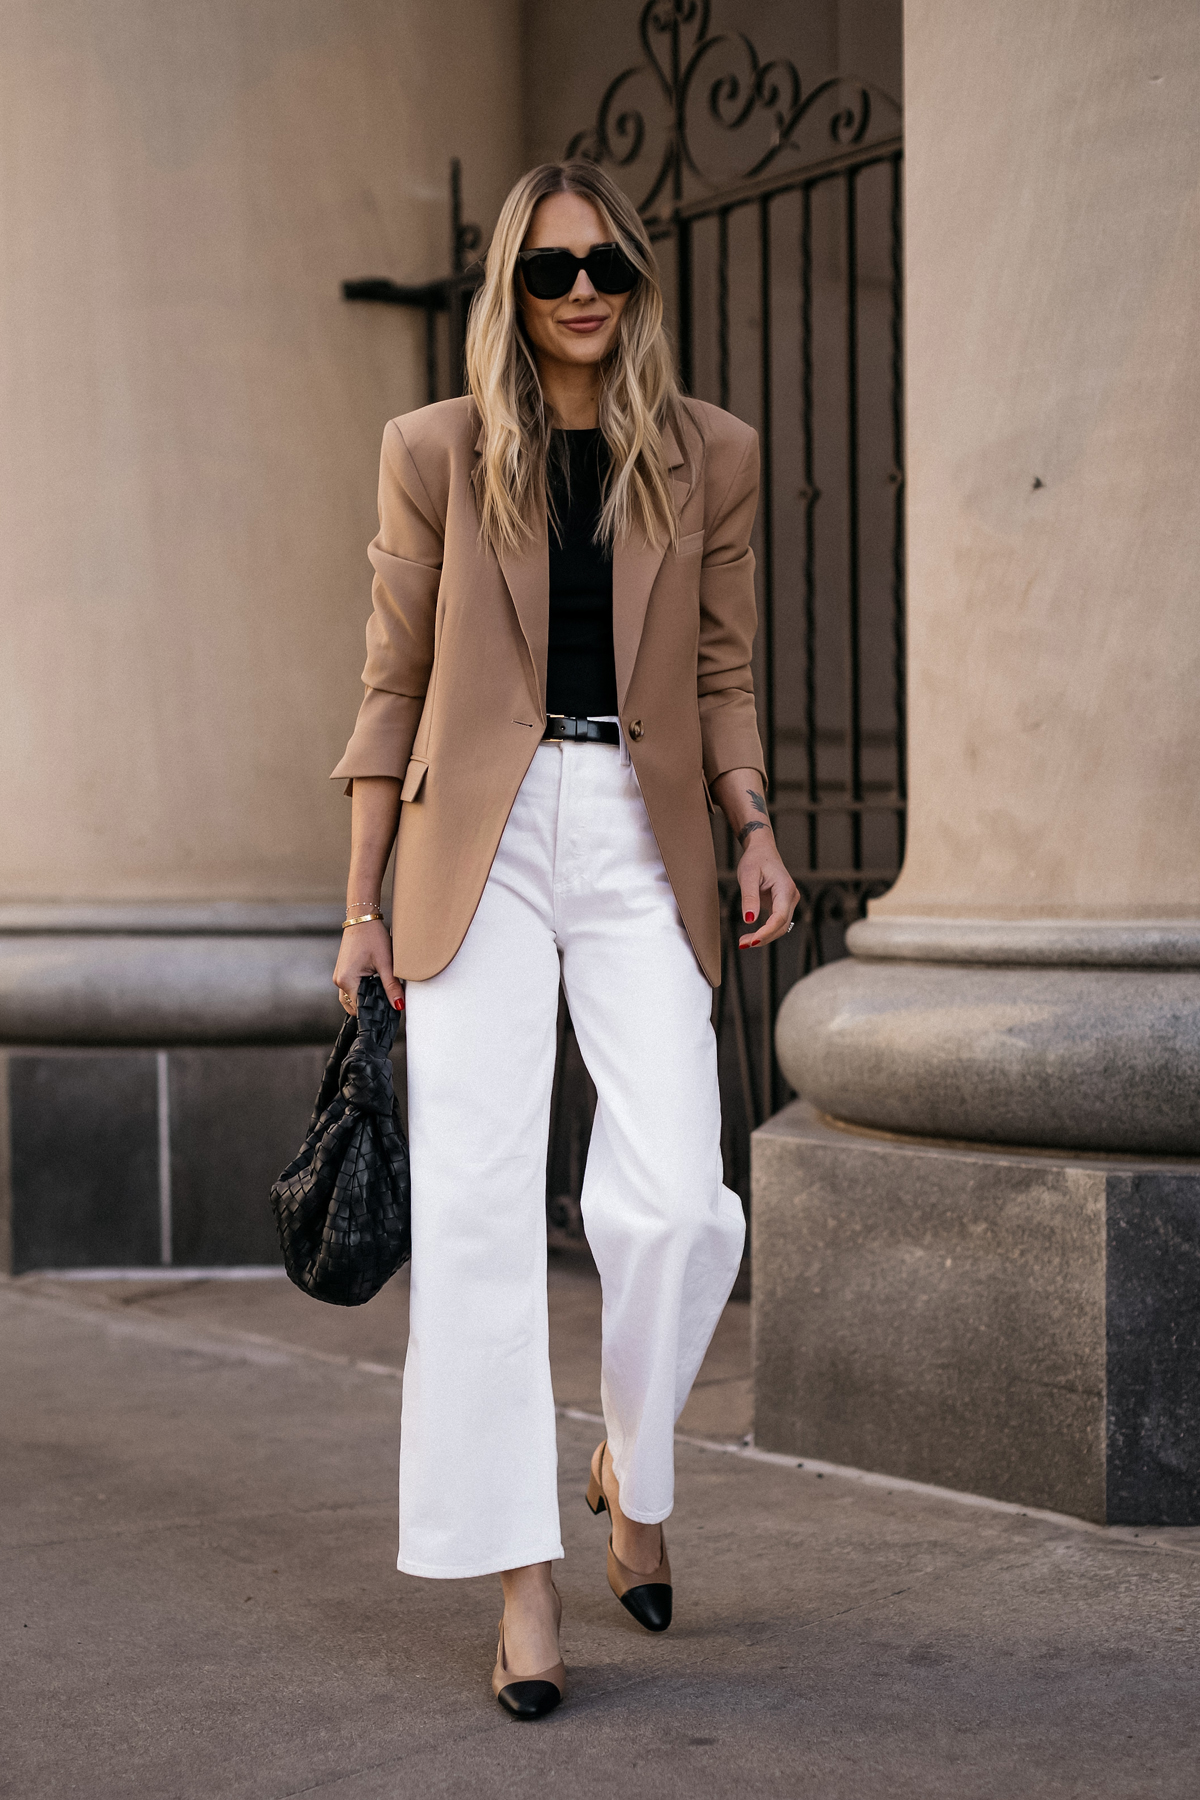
[343,1,905,1216]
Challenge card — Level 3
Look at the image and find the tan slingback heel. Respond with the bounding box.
[586,1440,673,1633]
[585,1441,607,1517]
[491,1584,565,1720]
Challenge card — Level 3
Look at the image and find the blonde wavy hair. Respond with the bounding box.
[465,161,681,557]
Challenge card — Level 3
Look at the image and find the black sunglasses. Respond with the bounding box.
[517,242,640,301]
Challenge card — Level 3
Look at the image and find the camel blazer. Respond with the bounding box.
[331,395,765,987]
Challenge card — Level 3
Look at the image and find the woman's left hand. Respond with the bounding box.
[709,765,801,949]
[735,835,800,949]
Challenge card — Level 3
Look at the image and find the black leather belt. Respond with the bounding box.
[542,716,620,745]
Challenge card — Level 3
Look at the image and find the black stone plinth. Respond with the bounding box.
[7,1052,161,1271]
[0,1043,380,1273]
[167,1046,328,1265]
[1106,1173,1200,1522]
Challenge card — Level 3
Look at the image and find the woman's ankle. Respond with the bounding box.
[612,1517,663,1574]
[500,1560,557,1609]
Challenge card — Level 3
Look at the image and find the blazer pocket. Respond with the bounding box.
[400,757,428,803]
[677,529,705,559]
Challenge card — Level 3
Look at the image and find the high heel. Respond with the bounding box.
[586,1441,673,1634]
[491,1584,565,1720]
[607,1533,673,1634]
[585,1446,607,1516]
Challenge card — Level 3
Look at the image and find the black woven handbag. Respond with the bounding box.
[270,975,411,1305]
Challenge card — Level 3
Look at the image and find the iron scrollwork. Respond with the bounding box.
[791,874,894,973]
[566,0,898,217]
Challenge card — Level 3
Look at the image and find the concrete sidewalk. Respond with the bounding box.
[3,1266,1199,1799]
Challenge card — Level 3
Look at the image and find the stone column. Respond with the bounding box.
[755,0,1200,1522]
[0,0,522,1271]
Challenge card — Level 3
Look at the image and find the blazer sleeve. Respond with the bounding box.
[330,419,444,788]
[696,426,768,788]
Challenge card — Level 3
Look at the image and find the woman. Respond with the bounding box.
[331,161,798,1718]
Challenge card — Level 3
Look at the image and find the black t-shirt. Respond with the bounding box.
[545,428,618,718]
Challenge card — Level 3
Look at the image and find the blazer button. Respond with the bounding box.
[628,719,644,740]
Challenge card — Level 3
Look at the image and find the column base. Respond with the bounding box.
[751,1101,1200,1525]
[776,957,1200,1155]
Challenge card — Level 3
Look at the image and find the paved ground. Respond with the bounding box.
[4,1261,1200,1798]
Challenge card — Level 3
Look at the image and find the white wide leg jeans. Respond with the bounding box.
[398,740,746,1579]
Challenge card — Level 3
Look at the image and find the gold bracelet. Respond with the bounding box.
[342,910,384,928]
[346,898,380,911]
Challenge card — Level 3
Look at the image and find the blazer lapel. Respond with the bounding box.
[612,423,690,710]
[477,419,690,716]
[497,520,549,713]
[476,425,549,712]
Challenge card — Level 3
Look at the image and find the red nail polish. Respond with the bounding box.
[744,912,754,923]
[394,999,403,1011]
[751,939,761,947]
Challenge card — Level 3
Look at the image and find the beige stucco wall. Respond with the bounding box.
[875,0,1200,923]
[0,0,521,904]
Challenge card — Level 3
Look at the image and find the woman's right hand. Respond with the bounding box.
[333,919,405,1016]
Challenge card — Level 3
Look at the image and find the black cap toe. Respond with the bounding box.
[619,1582,673,1633]
[496,1679,562,1719]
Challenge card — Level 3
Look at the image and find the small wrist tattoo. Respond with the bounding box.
[738,820,768,847]
[746,790,768,816]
